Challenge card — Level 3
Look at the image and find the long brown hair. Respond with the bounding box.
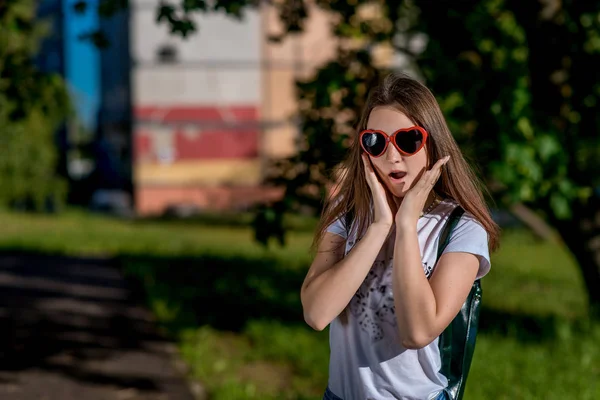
[312,72,500,252]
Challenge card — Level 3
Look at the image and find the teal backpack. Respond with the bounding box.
[436,206,482,400]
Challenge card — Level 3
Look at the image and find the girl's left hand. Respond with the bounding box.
[395,155,450,228]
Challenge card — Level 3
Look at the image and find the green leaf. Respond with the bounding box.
[517,117,534,140]
[182,0,207,13]
[550,193,572,220]
[535,135,560,162]
[157,4,176,23]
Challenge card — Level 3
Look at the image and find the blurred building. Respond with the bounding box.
[130,0,338,215]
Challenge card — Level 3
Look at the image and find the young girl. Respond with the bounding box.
[300,73,500,400]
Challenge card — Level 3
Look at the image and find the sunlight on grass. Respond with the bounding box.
[487,229,587,318]
[0,209,313,260]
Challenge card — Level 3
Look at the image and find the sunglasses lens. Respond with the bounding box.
[395,129,424,154]
[361,131,387,156]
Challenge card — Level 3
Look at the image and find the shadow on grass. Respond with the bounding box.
[118,252,595,342]
[118,253,308,333]
[477,306,594,342]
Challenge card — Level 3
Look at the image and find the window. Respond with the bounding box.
[156,44,178,63]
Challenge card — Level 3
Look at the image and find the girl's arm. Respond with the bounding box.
[301,222,390,331]
[392,225,479,349]
[302,154,396,331]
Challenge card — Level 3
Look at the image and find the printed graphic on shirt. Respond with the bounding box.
[349,257,436,342]
[423,261,434,279]
[349,258,396,342]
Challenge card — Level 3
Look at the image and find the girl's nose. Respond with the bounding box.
[385,143,402,162]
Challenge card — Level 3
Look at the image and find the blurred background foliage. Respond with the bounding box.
[0,0,70,211]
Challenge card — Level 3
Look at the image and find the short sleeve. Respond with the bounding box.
[326,217,348,240]
[442,212,491,279]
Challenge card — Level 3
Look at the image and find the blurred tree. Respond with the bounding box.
[89,0,600,316]
[252,200,286,248]
[0,0,70,211]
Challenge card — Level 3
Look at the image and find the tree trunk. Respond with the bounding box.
[552,196,600,319]
[509,202,561,244]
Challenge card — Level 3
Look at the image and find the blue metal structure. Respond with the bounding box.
[36,0,133,211]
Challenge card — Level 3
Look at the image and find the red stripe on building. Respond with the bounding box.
[135,106,258,122]
[134,105,260,160]
[175,129,258,160]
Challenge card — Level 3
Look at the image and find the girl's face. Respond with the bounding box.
[364,106,429,198]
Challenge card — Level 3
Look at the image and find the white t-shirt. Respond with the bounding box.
[325,198,491,400]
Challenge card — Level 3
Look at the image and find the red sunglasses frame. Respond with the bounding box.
[359,126,429,157]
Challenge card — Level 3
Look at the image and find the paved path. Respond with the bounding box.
[0,252,196,400]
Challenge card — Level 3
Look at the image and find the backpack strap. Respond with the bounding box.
[437,206,465,259]
[436,205,482,400]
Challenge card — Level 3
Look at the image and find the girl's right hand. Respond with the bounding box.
[362,154,395,228]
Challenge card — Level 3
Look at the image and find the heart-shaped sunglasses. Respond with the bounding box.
[359,126,428,157]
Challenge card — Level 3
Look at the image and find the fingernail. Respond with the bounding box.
[444,156,451,162]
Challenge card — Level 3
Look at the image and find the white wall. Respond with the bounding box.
[131,0,261,106]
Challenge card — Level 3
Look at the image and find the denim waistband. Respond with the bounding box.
[434,389,450,400]
[323,387,450,400]
[323,387,343,400]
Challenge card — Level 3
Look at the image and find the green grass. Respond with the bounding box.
[0,209,598,399]
[485,229,588,319]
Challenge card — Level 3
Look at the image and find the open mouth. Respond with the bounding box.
[389,171,407,180]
